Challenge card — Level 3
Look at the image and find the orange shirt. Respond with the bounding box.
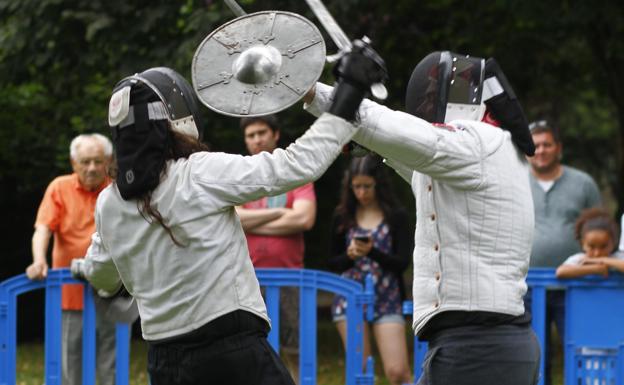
[35,173,110,310]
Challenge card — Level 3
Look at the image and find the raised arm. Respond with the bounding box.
[191,114,356,207]
[305,83,487,189]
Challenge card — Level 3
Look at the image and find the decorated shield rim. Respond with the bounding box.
[191,10,326,117]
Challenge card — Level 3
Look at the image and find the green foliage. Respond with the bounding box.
[1,0,624,275]
[0,82,61,192]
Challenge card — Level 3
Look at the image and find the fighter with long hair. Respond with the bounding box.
[71,40,386,385]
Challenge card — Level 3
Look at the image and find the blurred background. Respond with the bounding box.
[1,0,623,344]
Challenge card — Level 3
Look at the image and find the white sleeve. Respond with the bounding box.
[82,210,123,295]
[306,83,492,188]
[383,157,413,184]
[354,99,493,187]
[190,113,358,206]
[303,82,334,117]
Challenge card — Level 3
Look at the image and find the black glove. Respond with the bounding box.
[329,38,387,122]
[93,285,129,299]
[91,287,139,324]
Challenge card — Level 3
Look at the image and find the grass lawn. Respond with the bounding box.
[15,319,562,385]
[16,318,410,385]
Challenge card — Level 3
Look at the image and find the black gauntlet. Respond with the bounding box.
[329,39,387,122]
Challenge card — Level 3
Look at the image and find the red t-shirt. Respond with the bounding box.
[242,183,316,268]
[35,173,110,310]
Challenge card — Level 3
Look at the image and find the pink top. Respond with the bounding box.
[242,183,315,268]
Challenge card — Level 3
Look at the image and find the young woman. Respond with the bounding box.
[71,67,361,385]
[329,154,413,385]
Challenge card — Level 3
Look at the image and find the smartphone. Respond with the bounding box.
[354,235,370,242]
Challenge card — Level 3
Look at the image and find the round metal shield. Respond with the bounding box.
[192,11,326,117]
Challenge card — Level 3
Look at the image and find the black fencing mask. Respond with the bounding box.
[405,51,534,155]
[108,67,202,200]
[405,51,484,123]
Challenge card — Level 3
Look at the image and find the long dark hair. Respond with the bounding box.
[334,154,400,233]
[136,128,210,246]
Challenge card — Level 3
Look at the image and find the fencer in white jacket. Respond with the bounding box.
[72,41,387,385]
[304,51,541,385]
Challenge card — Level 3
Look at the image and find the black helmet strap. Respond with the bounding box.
[483,59,535,156]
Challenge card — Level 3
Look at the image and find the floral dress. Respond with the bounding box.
[331,221,403,322]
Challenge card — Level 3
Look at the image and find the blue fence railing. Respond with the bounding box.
[406,268,624,385]
[255,269,375,385]
[3,268,624,385]
[0,268,375,385]
[0,269,131,385]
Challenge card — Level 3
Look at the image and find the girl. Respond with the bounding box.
[556,208,624,278]
[329,154,412,385]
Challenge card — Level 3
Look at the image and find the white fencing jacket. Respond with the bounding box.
[81,113,357,341]
[307,84,534,334]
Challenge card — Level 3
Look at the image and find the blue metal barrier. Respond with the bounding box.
[0,269,130,385]
[8,267,623,385]
[561,276,624,385]
[255,269,375,385]
[406,268,624,385]
[1,268,374,385]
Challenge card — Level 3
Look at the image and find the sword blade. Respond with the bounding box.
[223,0,246,17]
[303,0,352,52]
[302,0,388,100]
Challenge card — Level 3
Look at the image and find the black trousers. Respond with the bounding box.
[147,310,296,385]
[417,323,541,385]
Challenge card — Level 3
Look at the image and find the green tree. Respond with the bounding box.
[2,0,623,286]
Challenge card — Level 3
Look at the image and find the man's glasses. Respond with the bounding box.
[351,183,376,191]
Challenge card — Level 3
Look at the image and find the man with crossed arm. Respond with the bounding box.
[236,114,316,384]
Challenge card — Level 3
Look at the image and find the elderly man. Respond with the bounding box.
[26,133,117,385]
